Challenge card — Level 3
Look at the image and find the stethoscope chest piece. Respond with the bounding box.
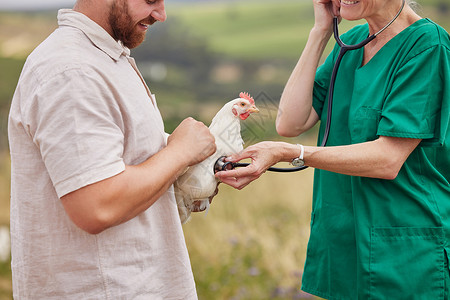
[213,0,406,175]
[214,156,235,173]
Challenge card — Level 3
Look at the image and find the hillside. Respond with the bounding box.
[3,1,447,60]
[1,0,449,145]
[169,0,449,59]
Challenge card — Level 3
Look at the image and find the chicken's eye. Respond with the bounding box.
[240,102,246,107]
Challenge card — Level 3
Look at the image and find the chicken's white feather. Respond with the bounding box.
[174,94,258,223]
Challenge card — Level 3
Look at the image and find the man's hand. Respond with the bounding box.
[61,117,217,234]
[167,117,216,167]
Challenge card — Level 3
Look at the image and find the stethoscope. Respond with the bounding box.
[214,0,406,174]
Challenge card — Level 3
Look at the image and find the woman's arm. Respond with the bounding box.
[276,0,340,137]
[216,136,421,190]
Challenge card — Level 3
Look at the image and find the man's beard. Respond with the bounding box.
[108,0,146,49]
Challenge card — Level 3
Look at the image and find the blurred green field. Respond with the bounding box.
[169,0,315,60]
[169,0,449,60]
[0,0,449,299]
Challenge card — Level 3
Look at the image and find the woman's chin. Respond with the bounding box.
[340,11,362,22]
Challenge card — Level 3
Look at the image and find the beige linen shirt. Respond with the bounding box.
[8,9,197,299]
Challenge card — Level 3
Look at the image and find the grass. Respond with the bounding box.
[0,153,10,227]
[184,167,317,299]
[0,261,11,300]
[0,152,11,300]
[0,150,319,299]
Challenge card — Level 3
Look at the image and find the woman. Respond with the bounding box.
[216,0,450,298]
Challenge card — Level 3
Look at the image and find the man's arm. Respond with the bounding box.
[61,117,215,234]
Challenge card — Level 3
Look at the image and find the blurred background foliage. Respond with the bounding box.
[0,0,448,299]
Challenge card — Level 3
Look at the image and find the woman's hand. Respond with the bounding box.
[215,142,288,190]
[313,0,341,33]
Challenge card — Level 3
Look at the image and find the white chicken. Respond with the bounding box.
[175,92,259,223]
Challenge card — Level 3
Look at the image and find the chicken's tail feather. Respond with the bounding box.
[174,186,191,224]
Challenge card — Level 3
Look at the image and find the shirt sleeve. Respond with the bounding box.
[26,67,126,197]
[378,44,450,147]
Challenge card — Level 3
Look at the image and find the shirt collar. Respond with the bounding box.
[57,9,130,61]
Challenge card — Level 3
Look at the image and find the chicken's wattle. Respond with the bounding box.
[239,112,250,120]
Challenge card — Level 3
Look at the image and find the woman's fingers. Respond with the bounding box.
[331,0,341,16]
[216,163,263,190]
[216,141,285,189]
[216,164,255,182]
[217,174,254,190]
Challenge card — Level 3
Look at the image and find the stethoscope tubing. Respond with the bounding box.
[217,0,405,173]
[229,19,373,173]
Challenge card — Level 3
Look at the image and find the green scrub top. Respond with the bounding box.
[304,18,450,299]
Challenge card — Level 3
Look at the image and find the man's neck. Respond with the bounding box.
[73,0,113,37]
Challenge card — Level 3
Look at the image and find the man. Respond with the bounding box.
[8,0,216,298]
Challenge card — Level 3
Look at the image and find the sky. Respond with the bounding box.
[0,0,77,11]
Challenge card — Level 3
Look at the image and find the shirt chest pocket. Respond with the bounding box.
[350,106,382,143]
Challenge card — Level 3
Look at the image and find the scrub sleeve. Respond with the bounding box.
[302,19,450,300]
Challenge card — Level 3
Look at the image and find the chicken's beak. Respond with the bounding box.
[247,105,259,113]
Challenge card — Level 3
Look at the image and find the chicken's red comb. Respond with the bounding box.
[239,92,255,105]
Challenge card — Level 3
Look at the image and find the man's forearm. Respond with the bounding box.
[61,143,189,234]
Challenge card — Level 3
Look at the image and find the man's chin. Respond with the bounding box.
[122,34,146,49]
